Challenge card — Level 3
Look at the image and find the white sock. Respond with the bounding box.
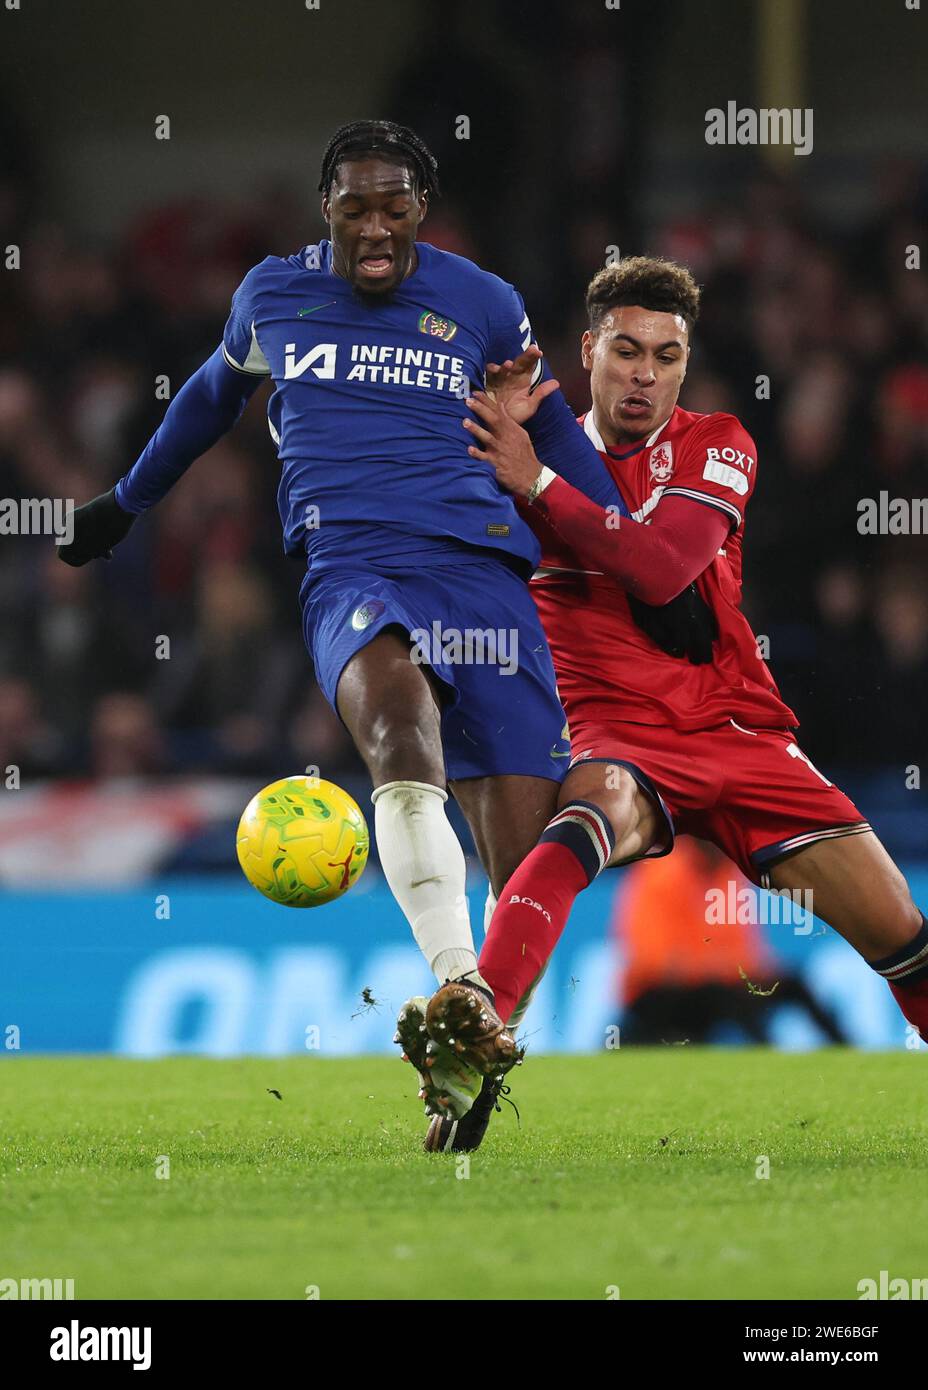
[372,780,486,987]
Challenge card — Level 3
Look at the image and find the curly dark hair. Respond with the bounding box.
[586,256,701,334]
[318,120,440,199]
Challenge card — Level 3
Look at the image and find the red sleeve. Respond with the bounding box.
[529,483,730,605]
[660,413,758,531]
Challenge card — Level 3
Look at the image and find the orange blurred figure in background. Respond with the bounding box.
[613,838,845,1045]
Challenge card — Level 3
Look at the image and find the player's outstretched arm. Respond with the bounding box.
[522,379,629,516]
[484,286,628,515]
[59,347,263,566]
[532,479,728,604]
[115,346,263,514]
[57,486,136,567]
[464,390,727,603]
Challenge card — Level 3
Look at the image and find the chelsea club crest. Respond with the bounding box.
[418,310,459,343]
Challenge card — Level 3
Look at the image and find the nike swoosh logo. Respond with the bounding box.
[297,302,337,317]
[550,747,571,759]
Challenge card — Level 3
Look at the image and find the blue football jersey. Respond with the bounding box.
[222,240,620,569]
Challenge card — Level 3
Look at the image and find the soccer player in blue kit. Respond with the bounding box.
[59,120,656,1144]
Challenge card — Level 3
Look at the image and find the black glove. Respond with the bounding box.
[58,487,136,566]
[627,582,718,664]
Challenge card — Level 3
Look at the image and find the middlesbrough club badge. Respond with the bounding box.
[648,440,674,482]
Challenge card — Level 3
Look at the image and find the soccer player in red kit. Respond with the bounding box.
[424,256,928,1128]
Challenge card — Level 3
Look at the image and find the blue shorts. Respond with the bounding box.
[301,556,570,782]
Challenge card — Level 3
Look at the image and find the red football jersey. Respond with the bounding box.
[527,405,798,733]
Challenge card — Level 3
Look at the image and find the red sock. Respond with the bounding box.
[889,978,928,1040]
[871,914,928,1040]
[479,801,615,1023]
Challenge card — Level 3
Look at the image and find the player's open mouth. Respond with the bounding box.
[620,394,653,416]
[357,254,394,278]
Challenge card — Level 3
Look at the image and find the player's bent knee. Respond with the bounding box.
[563,765,665,866]
[562,762,638,826]
[884,874,923,935]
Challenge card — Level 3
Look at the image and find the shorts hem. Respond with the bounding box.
[566,754,675,863]
[447,765,566,786]
[753,821,872,884]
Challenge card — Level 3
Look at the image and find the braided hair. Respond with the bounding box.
[318,120,440,199]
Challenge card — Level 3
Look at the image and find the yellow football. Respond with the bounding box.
[236,775,369,908]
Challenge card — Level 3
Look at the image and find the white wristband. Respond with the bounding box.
[526,466,556,503]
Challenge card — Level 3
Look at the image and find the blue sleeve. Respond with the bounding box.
[486,283,628,515]
[221,261,273,375]
[525,385,628,513]
[115,346,263,514]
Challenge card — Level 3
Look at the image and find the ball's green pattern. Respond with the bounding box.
[236,776,369,908]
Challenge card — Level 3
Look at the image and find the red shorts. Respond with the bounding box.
[568,717,870,885]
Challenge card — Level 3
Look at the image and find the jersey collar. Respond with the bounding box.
[583,408,674,458]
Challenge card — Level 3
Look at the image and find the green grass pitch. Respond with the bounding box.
[1,1051,924,1300]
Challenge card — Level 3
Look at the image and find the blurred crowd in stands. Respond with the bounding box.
[1,96,926,793]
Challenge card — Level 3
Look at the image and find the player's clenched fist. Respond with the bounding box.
[463,390,545,498]
[58,487,135,566]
